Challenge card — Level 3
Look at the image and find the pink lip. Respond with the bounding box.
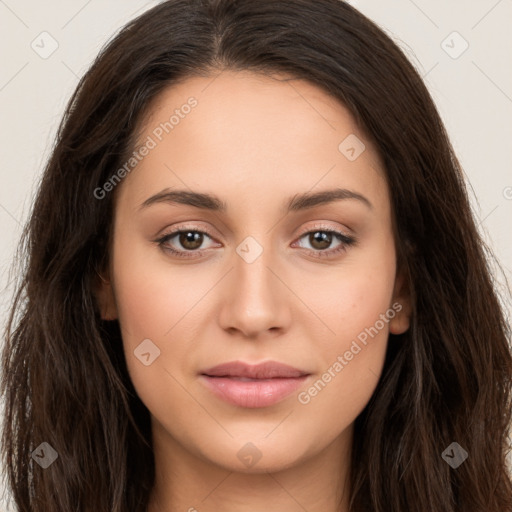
[200,361,310,408]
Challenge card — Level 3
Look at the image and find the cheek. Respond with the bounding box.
[306,280,391,382]
[294,247,396,357]
[111,232,213,345]
[293,247,396,426]
[109,236,210,398]
[111,259,203,430]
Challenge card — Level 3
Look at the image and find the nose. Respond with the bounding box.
[218,238,292,339]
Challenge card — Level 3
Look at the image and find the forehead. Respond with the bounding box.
[115,69,388,215]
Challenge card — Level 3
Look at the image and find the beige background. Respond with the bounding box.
[1,0,511,509]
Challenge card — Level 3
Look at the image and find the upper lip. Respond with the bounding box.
[201,361,309,379]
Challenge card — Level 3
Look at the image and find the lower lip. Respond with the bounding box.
[200,375,309,408]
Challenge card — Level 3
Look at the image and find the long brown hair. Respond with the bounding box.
[2,1,511,510]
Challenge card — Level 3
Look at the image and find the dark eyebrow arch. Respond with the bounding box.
[139,189,226,211]
[287,188,372,211]
[138,187,372,212]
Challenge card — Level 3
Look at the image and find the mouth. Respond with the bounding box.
[199,360,310,408]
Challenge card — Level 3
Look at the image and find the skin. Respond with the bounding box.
[96,69,411,512]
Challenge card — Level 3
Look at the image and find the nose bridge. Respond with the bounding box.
[219,233,289,336]
[234,233,279,304]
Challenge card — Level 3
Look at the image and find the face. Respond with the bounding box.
[97,69,410,474]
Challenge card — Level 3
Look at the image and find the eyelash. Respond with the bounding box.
[154,224,356,260]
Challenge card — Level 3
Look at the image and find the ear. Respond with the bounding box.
[93,268,118,321]
[389,268,412,335]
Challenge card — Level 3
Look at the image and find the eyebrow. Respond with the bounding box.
[138,187,373,212]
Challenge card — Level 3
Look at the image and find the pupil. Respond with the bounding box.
[180,231,202,250]
[311,231,331,249]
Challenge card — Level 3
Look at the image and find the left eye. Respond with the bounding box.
[159,230,215,252]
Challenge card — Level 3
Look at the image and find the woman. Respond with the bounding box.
[2,1,511,511]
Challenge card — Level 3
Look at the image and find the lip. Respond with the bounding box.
[200,361,310,408]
